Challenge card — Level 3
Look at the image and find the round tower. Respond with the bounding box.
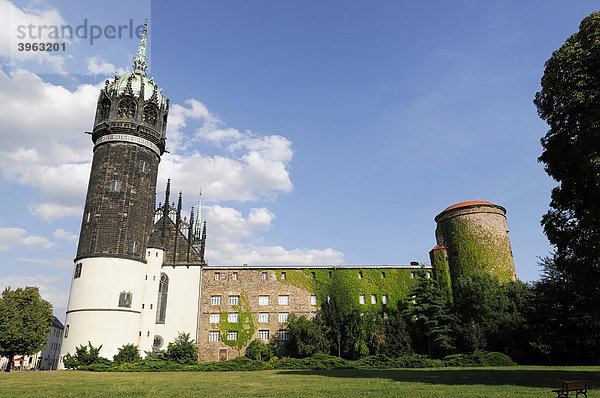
[60,22,169,363]
[434,201,516,283]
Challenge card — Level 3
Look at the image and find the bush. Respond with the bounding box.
[355,354,398,369]
[271,353,352,370]
[62,342,107,369]
[166,332,198,365]
[479,351,516,366]
[442,351,516,367]
[245,339,274,362]
[113,344,141,364]
[193,357,269,371]
[394,354,441,368]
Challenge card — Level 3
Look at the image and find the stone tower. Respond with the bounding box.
[432,201,516,283]
[60,22,171,363]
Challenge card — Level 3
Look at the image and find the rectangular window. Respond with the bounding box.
[281,271,286,280]
[259,295,270,305]
[359,294,365,304]
[278,312,289,323]
[110,180,121,192]
[278,330,289,340]
[228,313,239,323]
[209,313,220,324]
[258,330,269,340]
[311,312,317,320]
[382,294,388,304]
[214,272,221,281]
[278,295,289,305]
[427,271,432,279]
[74,263,82,279]
[382,271,386,278]
[261,272,268,280]
[310,295,317,306]
[232,272,238,280]
[229,295,239,306]
[119,292,132,308]
[139,160,148,173]
[371,294,377,304]
[227,331,238,341]
[211,295,222,306]
[411,272,416,279]
[258,312,270,323]
[383,312,389,320]
[209,331,220,341]
[358,271,363,279]
[128,241,139,254]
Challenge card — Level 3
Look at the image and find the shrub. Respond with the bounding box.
[113,344,141,364]
[62,342,106,369]
[394,354,441,368]
[442,353,480,367]
[245,339,274,362]
[442,351,516,367]
[479,351,516,366]
[355,354,398,369]
[166,332,198,365]
[272,353,351,370]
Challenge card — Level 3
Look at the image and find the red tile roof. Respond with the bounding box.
[432,245,446,250]
[441,200,496,213]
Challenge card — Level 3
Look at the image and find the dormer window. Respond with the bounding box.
[143,103,158,125]
[117,96,136,118]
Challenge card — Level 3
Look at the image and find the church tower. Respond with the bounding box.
[60,22,170,363]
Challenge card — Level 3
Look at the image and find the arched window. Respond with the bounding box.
[118,291,132,308]
[98,98,111,120]
[155,273,168,324]
[117,97,137,119]
[143,103,158,125]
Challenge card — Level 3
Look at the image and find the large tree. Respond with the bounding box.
[0,287,53,371]
[533,12,600,362]
[534,12,600,293]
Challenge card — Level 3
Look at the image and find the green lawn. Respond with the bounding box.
[1,366,598,397]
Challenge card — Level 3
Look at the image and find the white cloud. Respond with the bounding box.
[0,227,55,251]
[52,228,77,243]
[30,203,82,222]
[17,257,73,269]
[85,56,127,76]
[202,205,343,265]
[0,274,69,315]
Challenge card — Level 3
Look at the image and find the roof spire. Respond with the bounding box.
[132,18,149,76]
[194,189,202,240]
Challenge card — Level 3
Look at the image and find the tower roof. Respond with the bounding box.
[132,20,149,76]
[441,200,496,213]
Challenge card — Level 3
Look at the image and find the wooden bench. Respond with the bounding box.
[553,380,588,398]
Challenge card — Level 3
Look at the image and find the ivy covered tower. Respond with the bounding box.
[432,201,516,284]
[60,22,171,363]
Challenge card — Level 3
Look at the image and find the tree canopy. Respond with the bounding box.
[0,287,53,371]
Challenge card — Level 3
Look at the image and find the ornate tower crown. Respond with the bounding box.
[91,19,169,156]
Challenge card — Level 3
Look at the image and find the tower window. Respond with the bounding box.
[139,160,148,173]
[110,181,121,193]
[117,96,137,118]
[98,98,111,120]
[143,103,158,125]
[118,292,132,308]
[65,325,69,338]
[86,212,91,223]
[156,273,168,324]
[74,262,82,279]
[128,241,139,254]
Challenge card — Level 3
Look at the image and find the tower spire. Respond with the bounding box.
[132,19,149,76]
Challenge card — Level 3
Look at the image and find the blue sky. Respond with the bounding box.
[0,0,598,319]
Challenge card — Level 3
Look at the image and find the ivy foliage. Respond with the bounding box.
[0,286,53,372]
[217,291,257,351]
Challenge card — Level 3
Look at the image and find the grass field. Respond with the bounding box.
[1,366,599,397]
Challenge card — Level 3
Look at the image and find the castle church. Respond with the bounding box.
[59,24,516,365]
